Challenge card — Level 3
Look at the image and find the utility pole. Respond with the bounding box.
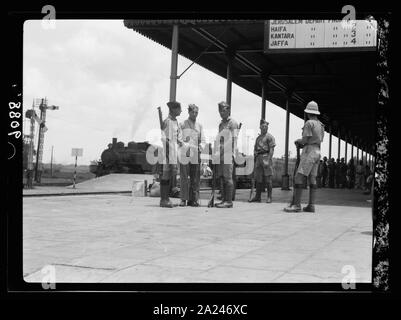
[34,98,59,182]
[50,146,54,178]
[25,100,43,188]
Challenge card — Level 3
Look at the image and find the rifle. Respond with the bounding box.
[207,143,215,208]
[248,156,256,202]
[157,106,169,165]
[157,106,167,181]
[157,106,163,129]
[232,122,242,201]
[289,144,301,206]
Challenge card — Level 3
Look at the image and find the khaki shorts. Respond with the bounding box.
[297,145,321,177]
[254,154,273,178]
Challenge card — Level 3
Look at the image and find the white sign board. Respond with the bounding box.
[264,19,377,53]
[71,148,83,157]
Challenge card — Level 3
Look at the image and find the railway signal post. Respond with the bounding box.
[71,148,83,189]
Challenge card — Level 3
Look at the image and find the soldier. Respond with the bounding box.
[160,101,186,208]
[316,160,323,188]
[214,101,239,208]
[249,119,276,203]
[335,158,341,188]
[347,158,356,189]
[321,156,328,187]
[355,160,365,189]
[340,158,348,188]
[328,157,336,188]
[179,104,206,207]
[284,101,324,213]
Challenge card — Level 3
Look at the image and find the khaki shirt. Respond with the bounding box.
[217,117,239,160]
[180,118,206,152]
[162,114,184,163]
[254,132,276,156]
[302,120,324,146]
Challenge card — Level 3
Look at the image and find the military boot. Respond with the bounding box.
[215,177,225,206]
[232,173,237,201]
[266,181,273,203]
[216,182,233,208]
[160,180,174,208]
[249,182,262,202]
[303,184,317,212]
[284,184,303,212]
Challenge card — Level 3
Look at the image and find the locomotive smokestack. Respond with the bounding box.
[112,138,117,147]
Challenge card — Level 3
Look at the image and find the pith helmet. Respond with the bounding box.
[167,101,181,109]
[304,101,320,115]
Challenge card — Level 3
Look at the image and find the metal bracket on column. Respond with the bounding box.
[285,87,294,101]
[178,27,229,79]
[225,48,236,64]
[260,71,270,83]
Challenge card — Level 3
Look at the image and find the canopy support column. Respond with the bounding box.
[282,93,291,190]
[337,128,341,160]
[225,51,234,109]
[351,136,354,160]
[261,78,267,120]
[169,24,179,102]
[329,125,332,160]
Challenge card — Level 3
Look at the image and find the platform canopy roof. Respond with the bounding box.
[124,20,377,150]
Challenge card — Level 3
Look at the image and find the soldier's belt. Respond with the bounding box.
[255,150,269,155]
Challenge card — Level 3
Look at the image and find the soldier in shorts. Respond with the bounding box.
[284,101,324,213]
[249,119,276,203]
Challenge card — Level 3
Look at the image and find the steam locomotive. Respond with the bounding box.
[90,138,157,177]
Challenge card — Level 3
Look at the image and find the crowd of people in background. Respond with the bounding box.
[316,157,373,195]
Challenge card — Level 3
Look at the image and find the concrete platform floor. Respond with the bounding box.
[23,173,155,196]
[23,188,372,283]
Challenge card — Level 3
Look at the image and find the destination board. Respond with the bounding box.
[71,148,83,157]
[264,20,377,53]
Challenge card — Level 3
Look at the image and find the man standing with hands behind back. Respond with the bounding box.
[179,104,206,207]
[249,119,276,203]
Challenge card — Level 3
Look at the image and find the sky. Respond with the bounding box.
[23,20,358,165]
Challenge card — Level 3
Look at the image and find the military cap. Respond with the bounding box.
[260,119,269,126]
[167,101,181,109]
[188,104,199,111]
[218,101,230,110]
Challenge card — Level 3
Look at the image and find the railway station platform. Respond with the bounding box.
[23,186,372,284]
[22,173,155,196]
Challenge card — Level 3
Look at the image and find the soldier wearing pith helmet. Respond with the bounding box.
[159,101,186,208]
[284,100,324,213]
